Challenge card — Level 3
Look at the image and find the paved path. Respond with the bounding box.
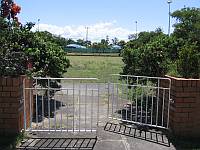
[19,125,176,150]
[95,126,176,150]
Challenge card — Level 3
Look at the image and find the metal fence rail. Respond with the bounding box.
[23,78,100,133]
[107,74,171,129]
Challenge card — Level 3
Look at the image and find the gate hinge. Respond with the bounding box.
[169,98,174,104]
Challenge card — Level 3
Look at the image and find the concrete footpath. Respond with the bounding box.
[95,126,176,150]
[17,124,176,150]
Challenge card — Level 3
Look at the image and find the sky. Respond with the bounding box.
[15,0,199,42]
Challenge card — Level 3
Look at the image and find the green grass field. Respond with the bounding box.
[64,56,123,82]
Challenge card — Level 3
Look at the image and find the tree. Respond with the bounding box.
[177,42,200,78]
[117,40,126,49]
[1,0,21,26]
[171,7,200,78]
[0,1,70,77]
[171,7,200,46]
[122,29,169,77]
[35,31,71,49]
[28,31,70,77]
[128,34,137,40]
[106,35,109,44]
[111,37,119,45]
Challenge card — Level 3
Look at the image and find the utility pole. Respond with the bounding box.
[167,0,172,36]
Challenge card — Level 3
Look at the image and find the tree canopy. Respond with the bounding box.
[122,7,200,78]
[0,0,70,77]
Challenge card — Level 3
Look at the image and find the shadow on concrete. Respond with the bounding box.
[17,137,97,150]
[168,136,200,150]
[32,96,64,122]
[104,122,170,147]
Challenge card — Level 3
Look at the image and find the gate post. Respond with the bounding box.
[166,75,200,138]
[0,75,32,135]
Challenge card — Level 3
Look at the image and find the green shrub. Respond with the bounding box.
[177,43,200,78]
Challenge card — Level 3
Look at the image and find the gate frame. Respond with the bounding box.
[23,75,172,134]
[23,77,101,134]
[107,74,172,130]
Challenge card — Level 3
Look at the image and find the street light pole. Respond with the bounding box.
[135,21,138,39]
[37,19,40,31]
[85,26,89,42]
[167,0,172,36]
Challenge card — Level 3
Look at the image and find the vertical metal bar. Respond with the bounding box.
[151,92,154,125]
[35,80,38,129]
[60,92,63,131]
[79,83,81,132]
[167,79,171,128]
[145,91,148,124]
[23,78,26,131]
[54,85,56,131]
[130,86,133,121]
[107,82,110,119]
[66,89,69,132]
[85,84,87,131]
[96,84,100,137]
[156,133,158,142]
[140,87,143,123]
[41,94,44,128]
[97,84,100,126]
[111,83,114,119]
[156,79,160,126]
[145,95,148,123]
[135,77,139,122]
[29,89,32,131]
[116,83,119,118]
[145,78,149,124]
[91,90,94,132]
[121,82,124,120]
[161,133,164,143]
[72,81,75,132]
[48,79,50,131]
[126,76,128,121]
[162,89,165,127]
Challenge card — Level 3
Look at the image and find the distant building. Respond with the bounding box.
[111,45,122,50]
[66,44,86,49]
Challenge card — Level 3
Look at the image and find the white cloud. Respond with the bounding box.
[32,21,134,42]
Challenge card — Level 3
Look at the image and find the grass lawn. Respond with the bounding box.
[64,56,123,82]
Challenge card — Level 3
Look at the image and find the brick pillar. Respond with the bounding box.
[165,75,200,138]
[0,75,32,135]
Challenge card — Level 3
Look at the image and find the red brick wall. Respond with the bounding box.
[0,76,32,135]
[165,75,200,138]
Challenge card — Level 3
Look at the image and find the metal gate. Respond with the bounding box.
[23,77,102,134]
[107,74,172,130]
[21,75,172,149]
[23,75,171,134]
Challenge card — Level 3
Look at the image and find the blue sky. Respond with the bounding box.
[15,0,199,41]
